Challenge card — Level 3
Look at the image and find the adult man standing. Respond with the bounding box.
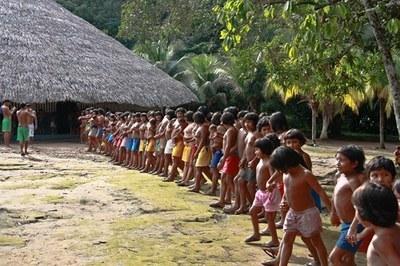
[17,104,33,156]
[26,104,38,144]
[1,100,16,147]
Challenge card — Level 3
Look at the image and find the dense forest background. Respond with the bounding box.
[56,0,400,144]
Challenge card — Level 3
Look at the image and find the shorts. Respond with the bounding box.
[88,127,97,137]
[131,138,140,152]
[221,155,240,176]
[210,150,223,168]
[139,139,146,152]
[146,139,155,153]
[1,117,11,132]
[252,188,281,212]
[108,134,114,143]
[336,223,364,253]
[284,207,322,238]
[120,137,128,149]
[195,146,212,167]
[242,167,256,182]
[164,139,173,155]
[17,126,29,142]
[172,141,184,158]
[182,145,192,163]
[96,128,104,138]
[28,124,35,137]
[159,138,167,151]
[125,138,133,150]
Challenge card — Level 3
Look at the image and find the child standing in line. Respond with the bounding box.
[346,156,397,250]
[207,112,224,195]
[352,182,400,265]
[329,145,366,266]
[270,146,331,266]
[245,134,280,246]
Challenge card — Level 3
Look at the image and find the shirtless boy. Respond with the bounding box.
[245,134,280,246]
[17,104,34,155]
[26,104,37,144]
[1,100,16,147]
[352,183,400,266]
[237,112,259,214]
[210,111,239,208]
[329,145,366,266]
[270,146,331,266]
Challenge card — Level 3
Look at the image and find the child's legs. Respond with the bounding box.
[182,162,190,180]
[329,246,356,266]
[218,173,227,203]
[279,231,297,266]
[238,177,249,209]
[163,154,171,176]
[308,233,328,266]
[226,174,235,202]
[247,181,256,202]
[249,205,262,237]
[301,236,320,264]
[266,211,279,244]
[232,173,241,208]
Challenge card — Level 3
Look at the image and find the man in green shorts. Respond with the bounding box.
[17,103,33,156]
[1,100,16,147]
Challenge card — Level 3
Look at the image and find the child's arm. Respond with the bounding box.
[346,215,361,245]
[305,172,331,212]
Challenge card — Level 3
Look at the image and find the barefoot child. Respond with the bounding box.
[245,134,280,246]
[237,112,259,214]
[207,112,224,195]
[270,146,331,266]
[329,145,366,266]
[352,182,400,265]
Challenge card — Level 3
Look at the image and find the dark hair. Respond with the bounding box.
[223,106,239,119]
[155,111,162,117]
[193,111,205,124]
[175,107,186,115]
[197,105,210,117]
[20,103,27,109]
[244,112,259,126]
[135,112,141,118]
[149,118,157,125]
[166,109,175,118]
[366,156,396,181]
[284,128,307,146]
[257,116,271,132]
[255,133,281,156]
[259,112,268,118]
[237,110,248,119]
[211,112,222,126]
[352,182,398,227]
[270,146,303,172]
[221,112,235,126]
[270,112,288,133]
[185,111,194,122]
[98,108,105,115]
[2,99,11,104]
[337,145,365,172]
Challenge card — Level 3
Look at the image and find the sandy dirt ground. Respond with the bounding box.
[0,141,394,265]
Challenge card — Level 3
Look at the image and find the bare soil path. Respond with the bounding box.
[1,141,391,265]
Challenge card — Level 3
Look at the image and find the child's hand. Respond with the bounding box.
[266,182,276,192]
[280,201,289,212]
[248,159,258,169]
[346,227,358,245]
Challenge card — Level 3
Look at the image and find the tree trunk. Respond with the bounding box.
[379,98,386,149]
[362,0,400,140]
[320,112,330,140]
[309,100,319,145]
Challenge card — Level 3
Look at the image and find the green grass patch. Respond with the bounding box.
[41,195,64,204]
[49,178,84,190]
[0,235,26,247]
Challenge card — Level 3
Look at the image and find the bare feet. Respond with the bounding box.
[244,234,260,243]
[188,188,200,193]
[264,241,279,248]
[234,207,249,215]
[209,202,225,209]
[260,228,271,236]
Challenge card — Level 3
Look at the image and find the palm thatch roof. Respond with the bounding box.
[0,0,198,107]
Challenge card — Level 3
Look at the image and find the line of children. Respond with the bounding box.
[79,107,400,266]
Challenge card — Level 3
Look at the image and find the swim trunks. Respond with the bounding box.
[1,117,11,132]
[131,138,140,152]
[182,144,192,163]
[28,124,35,137]
[17,126,29,142]
[96,127,104,138]
[139,139,146,152]
[242,167,256,182]
[195,146,212,167]
[125,137,133,150]
[164,139,173,155]
[172,141,184,158]
[210,150,223,168]
[336,223,364,253]
[252,188,282,213]
[146,139,156,153]
[284,207,322,238]
[221,155,240,176]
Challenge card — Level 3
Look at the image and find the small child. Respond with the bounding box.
[347,156,397,253]
[269,146,331,266]
[352,182,400,265]
[245,134,280,247]
[329,145,366,266]
[256,116,272,137]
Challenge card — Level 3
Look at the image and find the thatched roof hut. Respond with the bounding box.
[0,0,198,108]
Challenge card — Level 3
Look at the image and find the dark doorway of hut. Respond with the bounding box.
[55,101,79,135]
